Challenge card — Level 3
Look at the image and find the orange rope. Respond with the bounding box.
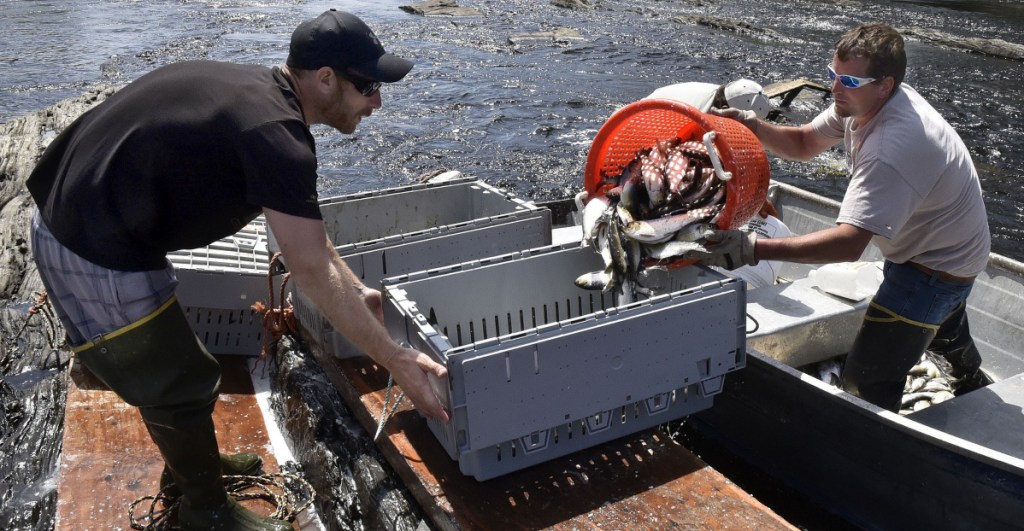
[251,253,298,358]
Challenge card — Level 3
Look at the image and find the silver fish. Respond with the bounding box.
[646,240,708,261]
[575,269,613,291]
[581,194,612,241]
[623,204,721,243]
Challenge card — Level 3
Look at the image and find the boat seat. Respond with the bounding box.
[909,372,1024,462]
[744,277,869,368]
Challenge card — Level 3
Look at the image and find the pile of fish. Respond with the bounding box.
[899,352,956,415]
[813,352,958,416]
[575,137,728,298]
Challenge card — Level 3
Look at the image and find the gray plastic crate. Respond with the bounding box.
[381,242,746,480]
[167,220,272,356]
[278,178,553,360]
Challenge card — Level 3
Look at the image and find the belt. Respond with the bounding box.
[907,261,975,283]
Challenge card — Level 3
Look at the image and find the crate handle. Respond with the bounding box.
[231,232,264,252]
[702,132,733,182]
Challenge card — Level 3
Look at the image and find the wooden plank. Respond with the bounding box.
[56,356,286,530]
[316,352,797,530]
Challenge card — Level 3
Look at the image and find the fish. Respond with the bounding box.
[618,161,646,214]
[664,149,692,196]
[581,194,612,240]
[623,204,722,243]
[641,155,667,210]
[646,239,708,261]
[575,269,613,291]
[575,134,731,300]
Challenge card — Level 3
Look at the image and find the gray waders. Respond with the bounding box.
[74,297,291,530]
[842,302,938,412]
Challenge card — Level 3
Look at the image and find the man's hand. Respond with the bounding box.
[709,107,760,135]
[383,345,451,423]
[684,229,758,270]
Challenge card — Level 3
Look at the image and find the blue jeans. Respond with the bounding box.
[872,260,974,326]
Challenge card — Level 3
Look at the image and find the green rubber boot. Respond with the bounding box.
[842,303,938,411]
[160,452,264,499]
[143,406,291,531]
[927,301,992,395]
[75,298,292,530]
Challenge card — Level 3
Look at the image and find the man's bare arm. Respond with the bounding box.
[263,207,450,422]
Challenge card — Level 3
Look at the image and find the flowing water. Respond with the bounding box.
[2,0,1022,260]
[2,0,1022,527]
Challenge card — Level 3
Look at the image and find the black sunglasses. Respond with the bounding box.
[341,72,381,97]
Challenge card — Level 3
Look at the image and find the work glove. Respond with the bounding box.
[684,229,758,270]
[709,107,760,135]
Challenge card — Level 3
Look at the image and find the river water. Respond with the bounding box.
[2,0,1022,260]
[1,0,1022,527]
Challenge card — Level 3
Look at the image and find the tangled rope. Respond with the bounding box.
[128,471,315,530]
[251,253,299,360]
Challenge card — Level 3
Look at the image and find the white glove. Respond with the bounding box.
[684,229,758,270]
[709,107,760,135]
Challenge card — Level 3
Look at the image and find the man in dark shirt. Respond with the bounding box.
[28,10,449,529]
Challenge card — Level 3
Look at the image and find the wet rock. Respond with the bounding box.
[0,87,112,531]
[0,87,116,298]
[552,0,595,9]
[269,336,427,530]
[901,27,1024,61]
[399,0,482,17]
[508,27,585,46]
[671,15,803,44]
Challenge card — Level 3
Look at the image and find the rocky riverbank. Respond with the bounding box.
[0,90,426,529]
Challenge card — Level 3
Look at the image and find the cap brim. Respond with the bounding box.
[358,53,413,83]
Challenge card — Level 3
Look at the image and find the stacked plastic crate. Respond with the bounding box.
[273,178,553,360]
[167,220,272,355]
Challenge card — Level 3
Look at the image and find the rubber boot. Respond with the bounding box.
[142,406,291,530]
[74,297,292,530]
[927,301,991,395]
[842,303,938,412]
[160,452,263,499]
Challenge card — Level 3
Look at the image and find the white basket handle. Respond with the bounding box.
[702,131,733,182]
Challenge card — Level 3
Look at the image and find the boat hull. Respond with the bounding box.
[690,351,1024,530]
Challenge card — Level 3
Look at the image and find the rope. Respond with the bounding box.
[10,290,50,343]
[1,290,63,370]
[251,253,299,361]
[373,373,406,441]
[128,471,315,530]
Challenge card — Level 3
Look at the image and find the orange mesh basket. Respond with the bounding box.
[584,99,770,233]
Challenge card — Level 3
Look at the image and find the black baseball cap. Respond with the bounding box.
[286,9,413,82]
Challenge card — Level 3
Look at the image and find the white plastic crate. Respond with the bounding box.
[167,220,273,356]
[278,178,553,360]
[381,242,746,480]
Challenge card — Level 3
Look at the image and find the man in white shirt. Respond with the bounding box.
[686,23,991,410]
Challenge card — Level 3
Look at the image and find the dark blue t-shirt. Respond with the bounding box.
[27,60,322,271]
